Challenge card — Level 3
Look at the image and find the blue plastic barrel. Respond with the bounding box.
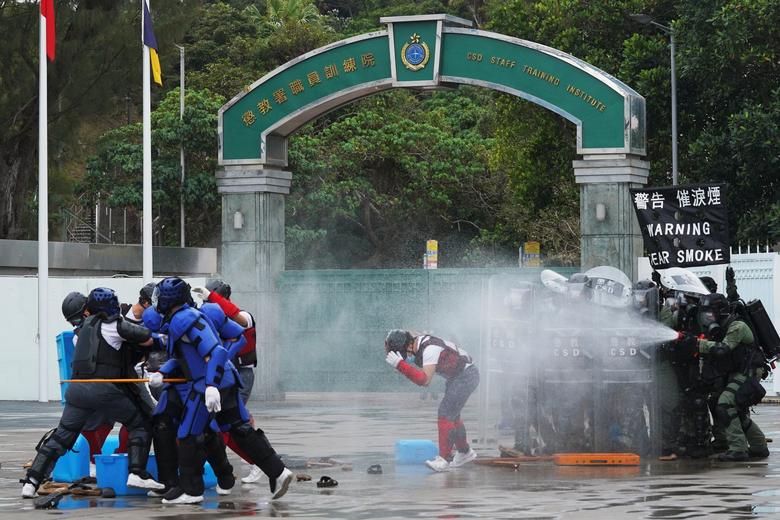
[52,434,89,482]
[56,331,76,405]
[395,439,438,464]
[101,434,119,455]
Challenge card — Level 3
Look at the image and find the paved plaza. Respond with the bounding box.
[1,393,779,518]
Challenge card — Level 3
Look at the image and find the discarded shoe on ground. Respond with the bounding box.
[316,476,338,488]
[367,464,383,474]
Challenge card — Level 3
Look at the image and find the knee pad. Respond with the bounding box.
[229,420,259,439]
[47,424,81,455]
[153,413,176,434]
[28,425,79,482]
[716,405,733,426]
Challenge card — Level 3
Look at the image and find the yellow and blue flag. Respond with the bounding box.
[142,0,162,86]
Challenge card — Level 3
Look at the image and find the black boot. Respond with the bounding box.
[127,435,164,490]
[230,423,284,479]
[204,431,235,494]
[717,450,749,462]
[151,415,179,495]
[25,426,78,490]
[749,445,770,459]
[170,435,206,500]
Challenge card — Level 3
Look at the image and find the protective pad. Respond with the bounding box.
[177,392,211,439]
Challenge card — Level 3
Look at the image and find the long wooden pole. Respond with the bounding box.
[61,378,187,383]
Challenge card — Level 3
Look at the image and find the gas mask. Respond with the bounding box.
[698,310,723,340]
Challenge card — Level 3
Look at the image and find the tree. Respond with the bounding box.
[78,88,225,246]
[0,0,201,240]
[286,87,503,268]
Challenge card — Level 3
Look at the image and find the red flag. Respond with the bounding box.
[40,0,55,61]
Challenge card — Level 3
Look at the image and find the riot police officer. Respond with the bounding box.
[152,277,292,504]
[694,293,769,461]
[21,288,164,498]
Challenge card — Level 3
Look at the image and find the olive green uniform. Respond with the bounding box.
[698,320,767,454]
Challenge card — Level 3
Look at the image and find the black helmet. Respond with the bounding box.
[385,329,413,355]
[699,276,718,294]
[139,282,156,305]
[62,291,87,326]
[86,287,120,317]
[206,279,231,299]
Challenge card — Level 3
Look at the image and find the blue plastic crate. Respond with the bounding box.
[56,331,76,405]
[95,453,217,495]
[95,453,158,496]
[395,439,437,464]
[52,434,89,483]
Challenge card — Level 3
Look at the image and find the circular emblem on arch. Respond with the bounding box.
[401,33,430,71]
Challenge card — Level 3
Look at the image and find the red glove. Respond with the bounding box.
[207,290,241,318]
[397,360,428,386]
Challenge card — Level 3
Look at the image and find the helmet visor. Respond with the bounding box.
[152,285,161,311]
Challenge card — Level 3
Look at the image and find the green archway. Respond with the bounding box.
[219,14,645,165]
[215,15,650,399]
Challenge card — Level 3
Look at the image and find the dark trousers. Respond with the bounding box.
[27,382,151,482]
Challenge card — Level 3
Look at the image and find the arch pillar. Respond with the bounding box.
[573,153,650,282]
[216,165,291,400]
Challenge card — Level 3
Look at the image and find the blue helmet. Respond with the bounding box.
[86,287,120,317]
[153,277,192,314]
[142,306,165,332]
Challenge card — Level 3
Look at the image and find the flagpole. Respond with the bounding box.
[142,0,153,282]
[38,9,49,403]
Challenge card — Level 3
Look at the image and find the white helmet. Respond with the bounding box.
[582,266,633,308]
[656,267,709,296]
[541,269,569,294]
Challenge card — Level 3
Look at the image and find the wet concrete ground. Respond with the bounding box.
[1,393,779,519]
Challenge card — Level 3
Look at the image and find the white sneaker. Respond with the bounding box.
[161,491,203,504]
[216,485,231,496]
[425,455,451,472]
[450,448,477,467]
[21,483,37,498]
[241,465,263,484]
[270,468,293,500]
[127,472,165,490]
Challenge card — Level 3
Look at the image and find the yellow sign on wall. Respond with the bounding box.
[521,241,541,267]
[425,240,438,269]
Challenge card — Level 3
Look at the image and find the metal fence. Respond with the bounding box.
[276,267,578,392]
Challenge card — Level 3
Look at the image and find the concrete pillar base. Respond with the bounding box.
[217,166,290,401]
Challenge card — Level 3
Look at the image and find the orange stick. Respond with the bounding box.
[61,378,188,383]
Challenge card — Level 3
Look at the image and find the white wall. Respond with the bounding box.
[638,252,779,327]
[0,276,207,401]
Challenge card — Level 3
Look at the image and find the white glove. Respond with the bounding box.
[205,386,221,413]
[385,351,403,369]
[192,286,211,300]
[148,372,164,388]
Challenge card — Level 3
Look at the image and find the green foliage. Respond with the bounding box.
[287,88,504,267]
[4,0,779,262]
[79,88,225,246]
